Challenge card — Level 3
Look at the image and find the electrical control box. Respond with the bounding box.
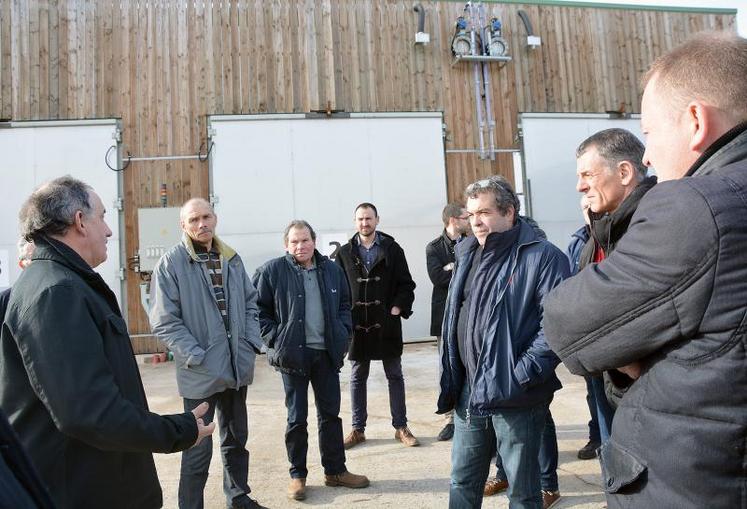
[137,207,182,272]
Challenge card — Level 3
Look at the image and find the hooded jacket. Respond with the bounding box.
[0,236,197,509]
[437,218,569,416]
[149,235,263,399]
[544,123,747,509]
[253,251,353,375]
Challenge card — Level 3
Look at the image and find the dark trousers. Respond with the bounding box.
[179,386,250,509]
[584,375,602,444]
[281,348,346,478]
[588,375,615,443]
[494,410,559,491]
[350,356,407,430]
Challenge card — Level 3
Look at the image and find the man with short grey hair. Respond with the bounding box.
[0,176,213,509]
[437,176,569,509]
[573,128,656,456]
[253,220,369,501]
[149,197,265,509]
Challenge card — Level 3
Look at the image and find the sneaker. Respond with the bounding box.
[324,470,370,489]
[577,439,600,460]
[344,429,366,449]
[542,490,561,509]
[483,479,508,496]
[287,478,306,501]
[437,423,454,441]
[394,426,420,447]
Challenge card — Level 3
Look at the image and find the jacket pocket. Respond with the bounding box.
[599,440,647,494]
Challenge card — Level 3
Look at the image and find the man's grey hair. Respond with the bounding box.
[576,128,647,180]
[19,175,93,241]
[464,175,520,216]
[283,220,317,244]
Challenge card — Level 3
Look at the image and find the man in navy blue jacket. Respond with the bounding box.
[437,176,569,509]
[253,220,369,502]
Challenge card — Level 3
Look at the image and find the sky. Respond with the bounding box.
[555,0,746,36]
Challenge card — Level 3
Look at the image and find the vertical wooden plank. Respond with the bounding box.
[28,0,40,118]
[229,0,241,113]
[271,0,285,111]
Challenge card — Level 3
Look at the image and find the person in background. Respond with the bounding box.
[149,198,265,509]
[425,203,470,441]
[253,220,369,501]
[336,203,419,449]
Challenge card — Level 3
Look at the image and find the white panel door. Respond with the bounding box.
[209,113,447,341]
[520,113,644,251]
[0,120,123,309]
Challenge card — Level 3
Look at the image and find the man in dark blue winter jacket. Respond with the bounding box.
[437,176,569,509]
[253,220,369,502]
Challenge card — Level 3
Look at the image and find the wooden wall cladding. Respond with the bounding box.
[0,1,734,350]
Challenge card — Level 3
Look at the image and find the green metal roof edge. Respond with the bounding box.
[434,0,736,16]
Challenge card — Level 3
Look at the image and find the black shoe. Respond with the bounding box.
[229,497,268,509]
[437,423,454,441]
[577,440,600,460]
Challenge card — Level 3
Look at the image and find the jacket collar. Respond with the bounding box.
[181,234,236,262]
[588,175,657,250]
[31,235,121,315]
[688,120,747,177]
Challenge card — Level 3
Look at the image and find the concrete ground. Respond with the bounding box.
[143,342,607,509]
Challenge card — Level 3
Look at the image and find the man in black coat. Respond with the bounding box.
[336,203,419,448]
[0,240,54,509]
[0,176,215,509]
[425,203,469,441]
[545,33,747,508]
[253,220,369,501]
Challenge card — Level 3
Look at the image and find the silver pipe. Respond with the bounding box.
[446,148,520,154]
[468,3,486,159]
[478,4,496,161]
[128,154,204,162]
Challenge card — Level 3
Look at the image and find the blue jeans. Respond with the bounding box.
[493,410,558,491]
[450,385,548,509]
[350,357,407,430]
[180,387,250,509]
[281,348,346,478]
[589,375,615,443]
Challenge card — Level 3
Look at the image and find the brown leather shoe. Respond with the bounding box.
[394,426,420,447]
[483,478,508,496]
[324,470,370,489]
[542,490,561,509]
[343,429,366,449]
[287,478,306,500]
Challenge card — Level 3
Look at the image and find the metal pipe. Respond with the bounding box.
[468,2,486,159]
[446,148,520,154]
[413,4,425,33]
[478,3,497,161]
[127,154,204,162]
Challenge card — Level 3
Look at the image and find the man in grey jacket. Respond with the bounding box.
[544,32,747,508]
[149,198,265,509]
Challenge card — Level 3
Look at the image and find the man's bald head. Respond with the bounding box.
[180,198,217,249]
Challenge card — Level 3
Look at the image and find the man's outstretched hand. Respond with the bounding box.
[191,402,216,447]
